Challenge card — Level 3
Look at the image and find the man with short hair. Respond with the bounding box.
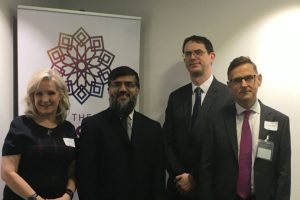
[207,56,291,200]
[76,66,166,200]
[163,35,233,200]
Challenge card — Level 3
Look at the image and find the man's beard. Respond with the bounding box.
[109,92,137,117]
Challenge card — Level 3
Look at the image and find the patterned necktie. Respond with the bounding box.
[191,87,202,126]
[237,110,252,199]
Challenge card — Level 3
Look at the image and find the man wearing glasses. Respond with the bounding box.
[76,66,166,200]
[163,35,233,200]
[206,56,291,200]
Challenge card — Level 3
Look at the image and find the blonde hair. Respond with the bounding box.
[24,69,70,124]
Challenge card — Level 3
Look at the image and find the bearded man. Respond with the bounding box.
[76,66,166,200]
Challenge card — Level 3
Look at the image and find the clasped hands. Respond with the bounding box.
[174,172,195,196]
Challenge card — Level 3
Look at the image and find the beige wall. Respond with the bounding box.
[1,0,299,199]
[0,0,14,161]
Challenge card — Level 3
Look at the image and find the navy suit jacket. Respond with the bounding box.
[207,101,291,200]
[163,77,233,199]
[76,108,166,200]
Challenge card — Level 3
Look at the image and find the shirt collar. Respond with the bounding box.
[117,110,134,120]
[235,99,260,115]
[191,74,213,93]
[128,110,134,120]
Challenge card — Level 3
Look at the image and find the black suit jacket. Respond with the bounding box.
[208,101,291,200]
[76,108,166,200]
[163,77,233,199]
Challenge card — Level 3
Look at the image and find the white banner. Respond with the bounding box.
[17,5,141,133]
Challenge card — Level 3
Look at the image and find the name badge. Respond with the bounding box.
[264,121,278,131]
[256,139,274,161]
[63,138,75,147]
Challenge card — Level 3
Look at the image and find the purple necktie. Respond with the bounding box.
[237,110,252,199]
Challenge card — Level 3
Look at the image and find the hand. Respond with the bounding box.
[174,173,195,196]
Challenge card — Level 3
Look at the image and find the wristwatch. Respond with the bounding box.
[27,193,38,200]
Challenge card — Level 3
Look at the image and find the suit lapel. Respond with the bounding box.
[224,105,239,161]
[258,101,273,141]
[252,101,273,167]
[107,108,131,145]
[183,84,193,130]
[199,78,218,115]
[223,102,274,164]
[192,78,219,128]
[226,102,272,162]
[131,112,139,143]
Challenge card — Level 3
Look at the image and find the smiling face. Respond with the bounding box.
[108,75,140,117]
[33,79,61,119]
[227,63,262,109]
[183,41,215,78]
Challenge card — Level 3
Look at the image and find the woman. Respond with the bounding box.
[1,69,76,200]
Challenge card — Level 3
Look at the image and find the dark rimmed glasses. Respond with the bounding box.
[228,74,257,85]
[183,49,207,59]
[110,81,137,89]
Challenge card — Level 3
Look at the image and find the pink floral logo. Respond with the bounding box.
[48,27,115,104]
